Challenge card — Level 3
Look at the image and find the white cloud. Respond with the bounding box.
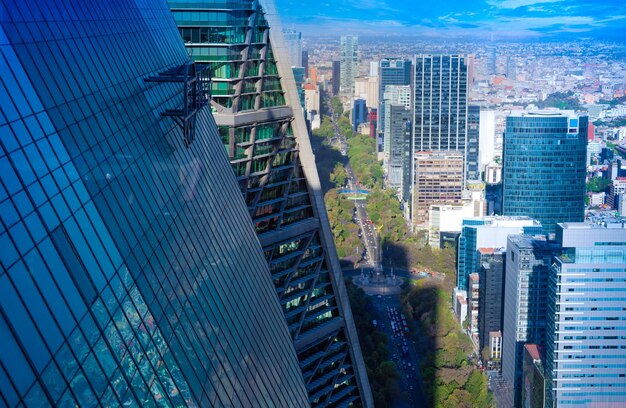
[487,0,563,9]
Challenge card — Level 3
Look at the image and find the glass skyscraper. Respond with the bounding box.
[412,55,469,153]
[502,235,561,407]
[168,1,372,406]
[502,111,587,234]
[0,0,310,406]
[340,35,358,96]
[545,223,626,407]
[378,58,412,140]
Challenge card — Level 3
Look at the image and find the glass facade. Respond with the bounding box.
[168,1,371,406]
[378,58,412,137]
[412,55,468,153]
[340,36,358,96]
[545,224,626,407]
[502,235,561,407]
[466,105,480,181]
[502,112,587,234]
[0,0,309,406]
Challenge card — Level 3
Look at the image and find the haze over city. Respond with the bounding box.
[276,0,626,40]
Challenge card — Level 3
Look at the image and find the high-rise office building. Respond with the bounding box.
[353,99,368,132]
[479,110,497,171]
[383,85,411,161]
[457,216,541,290]
[368,109,378,139]
[282,28,302,67]
[522,345,547,408]
[302,50,309,77]
[506,56,516,79]
[387,104,412,203]
[412,55,469,153]
[478,250,505,352]
[502,235,561,406]
[332,60,341,96]
[378,58,412,138]
[466,106,481,181]
[412,152,464,229]
[502,111,587,234]
[545,223,626,407]
[340,35,358,96]
[169,1,372,405]
[488,47,497,75]
[0,0,310,406]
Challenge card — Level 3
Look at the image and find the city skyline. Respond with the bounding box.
[275,0,626,40]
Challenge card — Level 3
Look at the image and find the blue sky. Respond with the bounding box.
[274,0,626,40]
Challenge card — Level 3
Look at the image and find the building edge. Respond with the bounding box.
[260,1,374,405]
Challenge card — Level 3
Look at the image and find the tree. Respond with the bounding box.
[331,96,343,115]
[586,177,611,193]
[329,163,348,187]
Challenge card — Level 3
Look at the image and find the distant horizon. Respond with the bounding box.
[274,0,626,41]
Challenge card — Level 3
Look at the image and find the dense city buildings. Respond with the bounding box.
[169,1,372,405]
[544,223,626,407]
[0,0,310,406]
[282,28,303,67]
[411,152,464,229]
[412,55,469,153]
[502,111,588,234]
[457,216,541,291]
[502,235,562,407]
[340,35,359,96]
[378,58,412,139]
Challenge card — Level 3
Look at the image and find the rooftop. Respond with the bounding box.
[524,344,543,362]
[509,109,578,118]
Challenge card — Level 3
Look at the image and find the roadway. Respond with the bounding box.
[331,116,380,268]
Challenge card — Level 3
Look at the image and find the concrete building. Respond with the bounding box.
[589,191,606,207]
[457,216,542,291]
[354,76,379,109]
[340,35,358,96]
[468,273,480,345]
[412,152,464,230]
[428,204,476,247]
[171,2,372,404]
[304,87,320,118]
[485,161,502,184]
[545,223,626,407]
[479,110,497,170]
[502,111,587,234]
[490,331,503,361]
[454,288,469,327]
[609,178,626,209]
[502,235,561,407]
